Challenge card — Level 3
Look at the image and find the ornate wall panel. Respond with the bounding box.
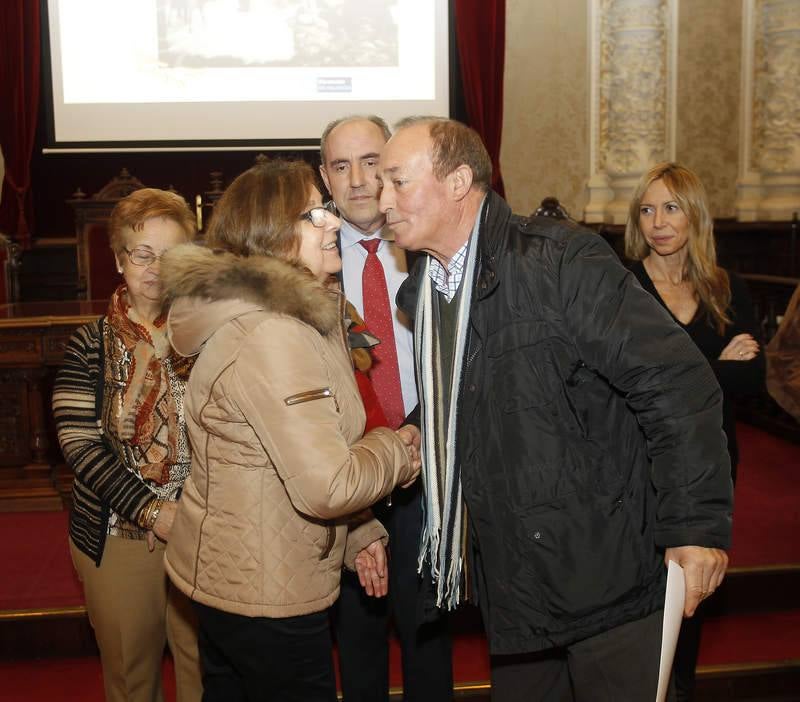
[0,303,106,511]
[737,0,800,220]
[500,0,589,217]
[675,0,742,218]
[585,0,678,224]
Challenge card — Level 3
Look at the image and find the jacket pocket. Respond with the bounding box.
[486,322,559,412]
[320,525,336,561]
[284,387,339,411]
[494,349,555,412]
[515,490,647,620]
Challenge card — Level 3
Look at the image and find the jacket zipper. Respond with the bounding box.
[284,387,339,411]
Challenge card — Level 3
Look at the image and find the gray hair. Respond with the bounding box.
[394,116,492,191]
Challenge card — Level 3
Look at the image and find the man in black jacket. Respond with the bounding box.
[379,117,732,701]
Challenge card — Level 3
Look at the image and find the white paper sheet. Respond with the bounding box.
[656,561,686,702]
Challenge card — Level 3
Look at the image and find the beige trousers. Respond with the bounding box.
[70,535,202,702]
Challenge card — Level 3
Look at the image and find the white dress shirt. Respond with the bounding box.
[339,219,418,416]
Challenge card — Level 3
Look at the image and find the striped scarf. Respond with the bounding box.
[415,222,481,611]
[102,285,192,485]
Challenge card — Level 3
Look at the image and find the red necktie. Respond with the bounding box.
[359,239,406,429]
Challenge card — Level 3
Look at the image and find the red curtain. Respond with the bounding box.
[0,1,41,249]
[454,0,506,197]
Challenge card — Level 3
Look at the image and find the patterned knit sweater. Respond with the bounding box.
[53,319,164,566]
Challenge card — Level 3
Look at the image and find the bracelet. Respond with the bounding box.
[147,500,162,530]
[136,501,150,529]
[137,498,164,530]
[137,499,154,529]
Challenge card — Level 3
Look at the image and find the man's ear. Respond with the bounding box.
[319,164,331,195]
[450,164,474,201]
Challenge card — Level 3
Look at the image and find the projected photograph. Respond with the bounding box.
[49,0,446,143]
[156,0,400,68]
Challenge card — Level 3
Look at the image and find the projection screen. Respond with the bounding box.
[44,0,451,151]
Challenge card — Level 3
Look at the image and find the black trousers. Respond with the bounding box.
[673,609,704,702]
[332,483,453,701]
[193,602,337,702]
[490,609,676,702]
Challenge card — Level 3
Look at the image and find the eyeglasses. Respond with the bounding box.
[122,246,164,267]
[300,201,338,228]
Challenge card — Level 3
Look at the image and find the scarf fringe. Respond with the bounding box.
[415,223,481,611]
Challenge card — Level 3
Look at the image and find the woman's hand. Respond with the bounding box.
[355,539,389,598]
[152,500,178,542]
[718,333,759,361]
[395,424,421,487]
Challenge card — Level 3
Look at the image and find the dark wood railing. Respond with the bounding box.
[737,274,799,443]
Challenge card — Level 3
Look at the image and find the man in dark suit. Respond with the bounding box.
[320,115,453,702]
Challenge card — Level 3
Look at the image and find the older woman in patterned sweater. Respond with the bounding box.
[53,188,202,702]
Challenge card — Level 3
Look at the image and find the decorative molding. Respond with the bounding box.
[0,379,28,463]
[755,0,800,172]
[92,169,145,201]
[737,0,800,220]
[0,338,39,358]
[600,0,668,175]
[585,0,678,224]
[45,335,71,357]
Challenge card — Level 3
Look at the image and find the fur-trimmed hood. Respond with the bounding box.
[160,244,341,357]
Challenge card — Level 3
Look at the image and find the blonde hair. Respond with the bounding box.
[109,188,196,254]
[204,160,317,260]
[625,162,731,334]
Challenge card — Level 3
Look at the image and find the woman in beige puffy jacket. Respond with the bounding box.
[159,160,420,702]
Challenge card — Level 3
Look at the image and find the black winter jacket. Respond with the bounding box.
[397,192,733,655]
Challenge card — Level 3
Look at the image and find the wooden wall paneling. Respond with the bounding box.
[0,303,105,511]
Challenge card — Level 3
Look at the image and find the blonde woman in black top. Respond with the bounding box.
[625,162,765,701]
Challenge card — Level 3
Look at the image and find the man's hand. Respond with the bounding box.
[396,424,421,487]
[665,545,728,617]
[355,539,389,598]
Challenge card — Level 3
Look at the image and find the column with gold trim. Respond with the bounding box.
[737,0,800,221]
[585,0,678,224]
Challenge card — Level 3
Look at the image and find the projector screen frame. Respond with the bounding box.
[40,0,460,153]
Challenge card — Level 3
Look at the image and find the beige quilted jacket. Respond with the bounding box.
[160,245,416,618]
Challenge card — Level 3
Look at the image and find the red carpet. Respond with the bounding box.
[0,422,796,700]
[2,613,799,700]
[0,638,492,701]
[729,423,800,567]
[0,510,80,610]
[2,423,796,613]
[0,657,124,702]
